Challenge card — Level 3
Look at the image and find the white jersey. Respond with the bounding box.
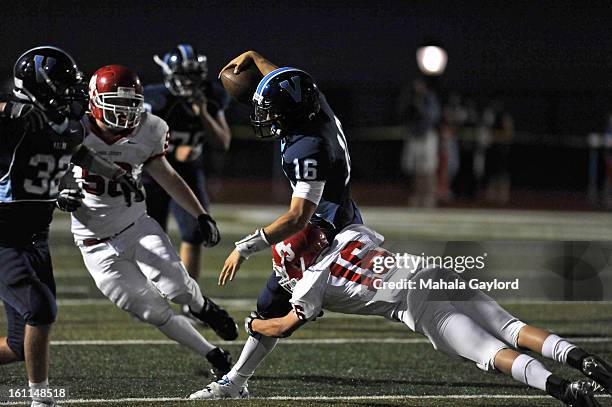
[290,224,414,322]
[71,113,169,239]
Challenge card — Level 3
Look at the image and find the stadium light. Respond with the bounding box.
[416,45,447,76]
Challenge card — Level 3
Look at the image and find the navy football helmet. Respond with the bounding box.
[251,67,320,139]
[154,44,207,98]
[13,46,87,124]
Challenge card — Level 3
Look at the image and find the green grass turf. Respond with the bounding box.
[0,207,611,406]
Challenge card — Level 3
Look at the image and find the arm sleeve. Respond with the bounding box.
[292,180,326,205]
[290,268,328,321]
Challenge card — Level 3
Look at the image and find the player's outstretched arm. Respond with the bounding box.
[145,155,207,218]
[145,155,220,246]
[220,50,278,77]
[250,310,306,338]
[218,197,316,285]
[263,197,317,244]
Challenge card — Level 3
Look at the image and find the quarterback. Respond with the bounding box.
[60,65,238,377]
[195,224,611,406]
[189,51,364,400]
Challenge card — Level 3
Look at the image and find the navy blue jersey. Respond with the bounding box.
[143,81,230,163]
[281,93,362,232]
[0,102,84,237]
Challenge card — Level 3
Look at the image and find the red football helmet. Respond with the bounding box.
[89,65,144,129]
[272,223,330,293]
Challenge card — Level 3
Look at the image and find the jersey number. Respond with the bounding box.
[330,240,393,289]
[81,162,133,197]
[23,154,71,196]
[293,158,317,180]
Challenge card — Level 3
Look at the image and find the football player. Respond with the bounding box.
[143,44,231,303]
[59,65,238,378]
[191,50,363,399]
[0,46,88,407]
[194,224,612,405]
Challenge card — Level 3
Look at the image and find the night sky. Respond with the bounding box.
[2,1,612,133]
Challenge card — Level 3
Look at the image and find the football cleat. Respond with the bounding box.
[31,401,59,407]
[560,379,601,407]
[190,297,239,341]
[582,355,612,395]
[206,347,232,380]
[188,376,249,400]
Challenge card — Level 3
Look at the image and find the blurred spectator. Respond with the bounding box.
[483,100,514,205]
[397,78,441,207]
[590,114,612,209]
[454,99,483,198]
[437,94,461,202]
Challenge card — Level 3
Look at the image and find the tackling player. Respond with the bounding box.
[195,224,612,406]
[191,50,363,399]
[60,65,238,377]
[143,44,231,305]
[0,46,88,407]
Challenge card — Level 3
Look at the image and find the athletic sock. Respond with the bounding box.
[158,314,215,356]
[541,334,577,364]
[511,354,552,391]
[226,335,279,387]
[29,379,52,402]
[186,278,205,311]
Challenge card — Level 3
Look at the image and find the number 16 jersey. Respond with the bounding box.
[71,113,169,239]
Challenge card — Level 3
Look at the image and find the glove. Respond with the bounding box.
[56,188,84,212]
[197,213,221,247]
[117,174,145,207]
[245,311,264,338]
[6,102,48,133]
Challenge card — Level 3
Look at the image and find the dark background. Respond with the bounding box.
[3,1,612,133]
[2,1,612,200]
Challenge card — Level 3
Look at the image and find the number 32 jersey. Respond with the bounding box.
[0,108,84,238]
[71,113,169,239]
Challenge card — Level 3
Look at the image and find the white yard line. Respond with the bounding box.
[50,337,612,346]
[2,394,611,405]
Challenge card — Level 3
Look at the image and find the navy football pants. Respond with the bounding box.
[256,272,292,319]
[0,239,56,360]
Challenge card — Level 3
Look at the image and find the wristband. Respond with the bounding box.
[235,229,271,259]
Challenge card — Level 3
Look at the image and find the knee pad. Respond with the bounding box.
[23,280,57,326]
[500,319,526,348]
[102,281,173,327]
[166,276,200,306]
[136,305,173,327]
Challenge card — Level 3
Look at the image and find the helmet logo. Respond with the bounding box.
[117,87,136,97]
[280,76,301,103]
[34,55,57,83]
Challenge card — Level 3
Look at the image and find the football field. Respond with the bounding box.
[1,205,611,406]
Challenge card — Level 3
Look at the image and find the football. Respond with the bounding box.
[220,64,263,105]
